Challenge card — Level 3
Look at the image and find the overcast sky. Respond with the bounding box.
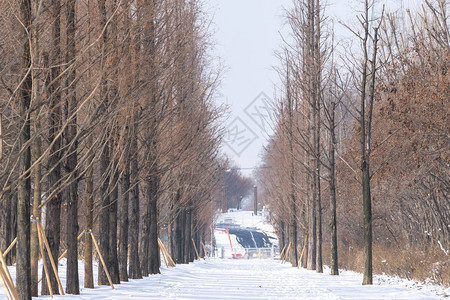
[207,0,419,176]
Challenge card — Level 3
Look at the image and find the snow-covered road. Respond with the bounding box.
[10,258,444,300]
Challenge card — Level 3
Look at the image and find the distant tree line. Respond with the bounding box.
[219,163,253,212]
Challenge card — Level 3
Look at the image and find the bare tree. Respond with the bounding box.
[17,0,32,298]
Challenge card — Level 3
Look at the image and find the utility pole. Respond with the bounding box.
[253,186,257,216]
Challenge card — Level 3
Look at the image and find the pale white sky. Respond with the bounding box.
[207,0,419,176]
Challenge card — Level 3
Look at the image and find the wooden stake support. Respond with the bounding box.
[0,253,18,300]
[159,242,169,268]
[90,232,114,289]
[157,238,175,267]
[279,244,287,260]
[37,222,65,295]
[0,265,14,300]
[0,239,18,300]
[39,230,115,290]
[282,242,291,264]
[2,238,17,259]
[191,239,200,261]
[0,249,14,292]
[200,242,207,259]
[0,267,12,300]
[37,223,53,298]
[157,239,174,267]
[4,224,116,297]
[297,244,307,269]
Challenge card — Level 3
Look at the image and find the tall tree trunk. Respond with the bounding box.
[314,0,323,274]
[184,207,192,264]
[289,210,298,267]
[306,0,317,271]
[128,0,142,280]
[42,0,63,294]
[168,215,174,259]
[362,161,372,284]
[17,0,32,298]
[148,171,160,274]
[0,193,8,261]
[107,0,121,283]
[128,116,142,279]
[286,66,297,268]
[140,186,150,276]
[315,128,323,273]
[84,142,94,288]
[307,173,316,270]
[173,191,183,263]
[97,0,111,286]
[98,139,111,285]
[30,0,41,294]
[329,102,339,275]
[175,208,185,263]
[359,13,370,284]
[190,214,196,262]
[84,0,95,288]
[118,0,132,278]
[31,119,41,298]
[118,147,130,281]
[109,169,120,284]
[361,8,378,283]
[6,193,17,265]
[65,0,80,293]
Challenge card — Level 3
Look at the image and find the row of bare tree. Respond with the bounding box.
[0,0,227,299]
[260,0,449,286]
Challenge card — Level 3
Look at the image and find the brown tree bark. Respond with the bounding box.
[128,114,142,279]
[184,207,192,264]
[174,205,185,263]
[328,101,339,275]
[17,0,32,298]
[306,0,317,271]
[109,169,120,284]
[289,210,298,267]
[148,171,160,274]
[360,2,379,283]
[172,190,183,263]
[314,0,323,273]
[65,0,80,293]
[118,143,130,281]
[84,144,94,288]
[6,193,17,266]
[30,0,41,294]
[98,139,111,286]
[97,0,112,286]
[139,186,150,276]
[42,0,63,294]
[31,126,41,298]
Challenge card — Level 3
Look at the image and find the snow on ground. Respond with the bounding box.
[1,211,447,299]
[2,258,447,299]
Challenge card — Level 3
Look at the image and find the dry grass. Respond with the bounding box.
[322,243,449,287]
